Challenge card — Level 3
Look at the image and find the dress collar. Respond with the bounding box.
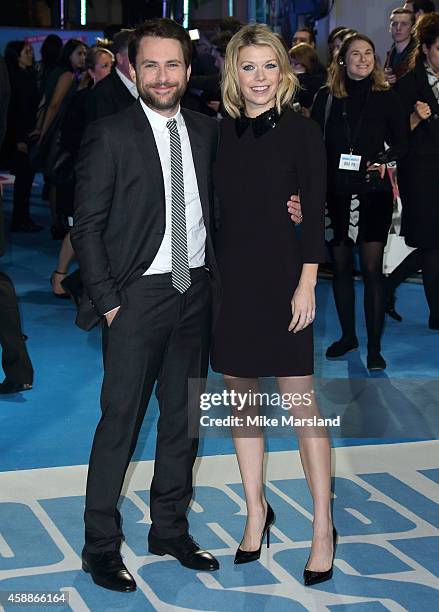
[235,106,285,138]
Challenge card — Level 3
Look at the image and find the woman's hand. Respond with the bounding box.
[288,280,316,333]
[17,142,28,154]
[287,194,303,224]
[415,101,432,121]
[366,162,386,179]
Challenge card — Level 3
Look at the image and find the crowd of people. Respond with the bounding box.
[0,0,438,595]
[1,2,436,380]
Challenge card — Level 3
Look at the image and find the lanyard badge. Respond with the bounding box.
[339,90,370,172]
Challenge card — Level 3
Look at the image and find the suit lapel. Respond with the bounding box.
[112,68,136,106]
[131,100,166,209]
[181,109,211,228]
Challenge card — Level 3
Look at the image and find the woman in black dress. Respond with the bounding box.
[212,24,335,586]
[37,38,87,245]
[393,13,439,330]
[4,41,42,232]
[312,33,407,370]
[35,39,87,296]
[50,46,114,300]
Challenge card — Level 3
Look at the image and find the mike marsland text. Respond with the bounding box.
[200,415,341,428]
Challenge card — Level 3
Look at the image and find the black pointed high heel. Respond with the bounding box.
[234,503,275,565]
[303,527,337,587]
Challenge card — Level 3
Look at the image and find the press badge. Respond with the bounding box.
[339,153,362,171]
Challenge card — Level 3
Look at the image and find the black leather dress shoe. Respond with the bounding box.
[0,380,32,394]
[148,533,219,571]
[81,549,136,592]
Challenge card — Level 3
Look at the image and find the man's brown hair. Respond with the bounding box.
[128,18,192,68]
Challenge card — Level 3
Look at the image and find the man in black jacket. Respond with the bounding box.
[86,29,137,123]
[0,55,33,394]
[72,19,220,592]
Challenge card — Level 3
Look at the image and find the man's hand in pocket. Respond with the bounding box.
[105,306,120,327]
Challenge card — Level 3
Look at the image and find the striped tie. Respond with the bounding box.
[166,119,191,294]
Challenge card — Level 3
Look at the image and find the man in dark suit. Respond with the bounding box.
[71,19,220,592]
[0,55,33,394]
[86,29,137,123]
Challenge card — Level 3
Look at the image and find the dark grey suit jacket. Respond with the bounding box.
[71,99,220,331]
[86,67,136,125]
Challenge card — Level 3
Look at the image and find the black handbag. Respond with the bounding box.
[338,167,390,195]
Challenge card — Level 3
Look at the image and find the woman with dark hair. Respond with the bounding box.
[312,33,407,369]
[37,38,87,240]
[39,39,87,141]
[50,46,114,299]
[289,43,327,113]
[391,13,439,330]
[4,40,42,232]
[36,34,63,95]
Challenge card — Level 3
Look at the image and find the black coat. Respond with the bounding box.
[0,56,10,151]
[296,71,327,109]
[394,61,439,248]
[395,61,439,155]
[6,67,40,145]
[0,56,10,258]
[86,67,136,124]
[71,100,220,330]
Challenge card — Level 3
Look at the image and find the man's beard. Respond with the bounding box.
[137,79,187,112]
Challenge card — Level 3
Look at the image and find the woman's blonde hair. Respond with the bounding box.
[222,23,298,118]
[328,33,389,98]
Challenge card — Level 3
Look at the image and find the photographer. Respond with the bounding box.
[312,33,407,370]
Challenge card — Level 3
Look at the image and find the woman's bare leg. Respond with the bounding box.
[277,375,334,571]
[224,375,268,551]
[51,232,74,294]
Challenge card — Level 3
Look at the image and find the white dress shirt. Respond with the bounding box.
[140,99,206,275]
[115,66,138,99]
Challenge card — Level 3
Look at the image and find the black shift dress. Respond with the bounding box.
[211,108,326,377]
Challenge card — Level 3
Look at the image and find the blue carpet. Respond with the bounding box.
[1,176,439,611]
[0,177,437,471]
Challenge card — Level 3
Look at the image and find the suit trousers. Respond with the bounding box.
[0,272,33,383]
[84,267,211,552]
